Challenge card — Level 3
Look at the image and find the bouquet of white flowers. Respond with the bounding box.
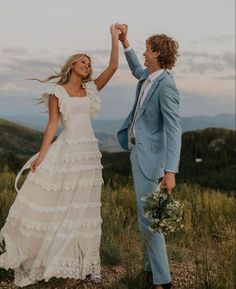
[141,184,184,234]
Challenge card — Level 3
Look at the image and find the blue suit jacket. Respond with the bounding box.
[117,48,182,180]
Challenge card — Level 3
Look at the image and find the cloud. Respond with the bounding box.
[178,50,235,74]
[206,34,234,44]
[0,44,235,119]
[222,52,235,70]
[0,46,30,56]
[215,75,236,80]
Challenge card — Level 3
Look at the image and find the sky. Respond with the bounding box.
[0,0,235,120]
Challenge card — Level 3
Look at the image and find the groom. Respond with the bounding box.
[117,25,182,289]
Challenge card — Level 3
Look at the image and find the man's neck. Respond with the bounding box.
[148,65,161,74]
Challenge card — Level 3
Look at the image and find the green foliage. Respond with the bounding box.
[167,183,236,289]
[101,152,131,186]
[179,128,236,191]
[0,119,235,191]
[100,183,138,266]
[0,119,43,156]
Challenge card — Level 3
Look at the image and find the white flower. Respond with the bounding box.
[142,185,184,235]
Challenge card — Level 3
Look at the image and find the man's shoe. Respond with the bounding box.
[152,282,172,289]
[145,271,153,288]
[160,283,172,289]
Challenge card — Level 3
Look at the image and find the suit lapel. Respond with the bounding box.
[129,69,149,120]
[136,71,167,121]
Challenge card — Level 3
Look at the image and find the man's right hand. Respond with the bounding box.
[117,24,130,49]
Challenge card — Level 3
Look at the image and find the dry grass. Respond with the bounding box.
[0,172,235,289]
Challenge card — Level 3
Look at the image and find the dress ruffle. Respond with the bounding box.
[85,81,101,117]
[41,81,101,120]
[41,85,70,121]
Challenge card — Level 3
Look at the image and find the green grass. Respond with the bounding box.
[0,171,235,289]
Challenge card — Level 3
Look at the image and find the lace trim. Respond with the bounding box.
[14,257,100,286]
[0,233,28,269]
[39,164,103,173]
[17,194,101,213]
[7,215,102,231]
[27,175,103,191]
[17,226,101,240]
[1,233,101,286]
[46,151,102,163]
[54,138,98,146]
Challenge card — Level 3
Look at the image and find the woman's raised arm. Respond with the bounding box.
[94,24,119,91]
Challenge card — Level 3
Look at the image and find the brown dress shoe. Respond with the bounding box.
[153,283,172,289]
[145,271,153,288]
[146,271,172,289]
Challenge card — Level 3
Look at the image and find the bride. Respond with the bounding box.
[0,24,120,287]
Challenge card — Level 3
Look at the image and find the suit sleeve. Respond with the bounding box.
[159,83,182,173]
[124,48,145,80]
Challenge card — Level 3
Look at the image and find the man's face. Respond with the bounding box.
[143,42,159,68]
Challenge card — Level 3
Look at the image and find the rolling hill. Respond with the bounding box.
[2,113,235,135]
[0,119,235,191]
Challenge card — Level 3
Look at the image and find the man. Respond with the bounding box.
[117,24,182,289]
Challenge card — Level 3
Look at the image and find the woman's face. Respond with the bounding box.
[72,56,91,78]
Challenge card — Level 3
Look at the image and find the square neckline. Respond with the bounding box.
[60,84,88,98]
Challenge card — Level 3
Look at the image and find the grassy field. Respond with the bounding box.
[0,170,235,289]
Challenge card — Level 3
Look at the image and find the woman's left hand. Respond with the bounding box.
[110,23,121,38]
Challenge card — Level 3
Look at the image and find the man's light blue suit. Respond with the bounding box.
[117,48,182,284]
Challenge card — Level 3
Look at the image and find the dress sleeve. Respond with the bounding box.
[41,85,70,121]
[85,81,101,118]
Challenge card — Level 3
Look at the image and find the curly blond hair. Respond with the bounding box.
[147,34,179,69]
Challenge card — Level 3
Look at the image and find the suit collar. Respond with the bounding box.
[136,70,167,121]
[149,69,165,82]
[140,69,167,82]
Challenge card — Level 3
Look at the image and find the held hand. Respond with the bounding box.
[110,23,121,39]
[160,172,176,192]
[30,157,43,172]
[116,24,128,43]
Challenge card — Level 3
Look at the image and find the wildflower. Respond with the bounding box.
[142,184,184,234]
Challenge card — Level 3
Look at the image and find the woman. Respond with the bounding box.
[0,24,119,287]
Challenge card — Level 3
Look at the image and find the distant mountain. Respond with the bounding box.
[0,119,120,155]
[1,119,235,191]
[181,114,235,131]
[2,113,235,135]
[95,132,121,152]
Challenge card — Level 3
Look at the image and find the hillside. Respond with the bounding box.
[0,119,235,191]
[0,121,235,288]
[0,119,43,156]
[2,113,235,135]
[102,128,236,191]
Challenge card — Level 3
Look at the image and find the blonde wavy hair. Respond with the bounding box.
[35,53,93,84]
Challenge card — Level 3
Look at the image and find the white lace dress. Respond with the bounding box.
[0,81,103,287]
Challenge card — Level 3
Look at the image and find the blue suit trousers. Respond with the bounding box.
[130,145,171,284]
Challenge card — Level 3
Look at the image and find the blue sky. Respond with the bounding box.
[0,0,235,119]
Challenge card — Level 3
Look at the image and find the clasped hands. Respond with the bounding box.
[110,23,128,40]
